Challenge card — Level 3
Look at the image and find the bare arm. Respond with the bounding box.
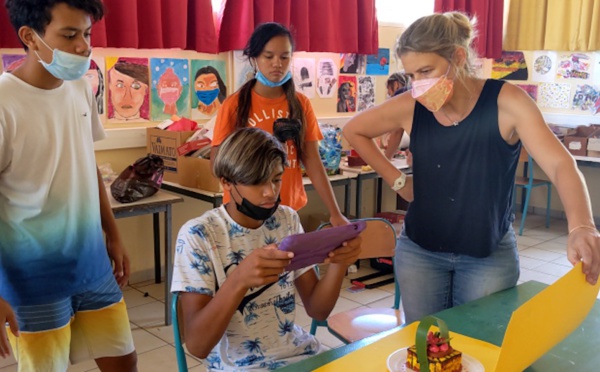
[302,141,349,226]
[294,237,362,320]
[343,95,416,201]
[384,129,405,160]
[503,84,600,284]
[181,246,293,358]
[97,167,130,287]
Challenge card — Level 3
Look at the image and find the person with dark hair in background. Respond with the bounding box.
[0,1,137,370]
[383,72,410,159]
[212,22,349,227]
[344,12,600,323]
[194,65,227,117]
[386,72,410,98]
[173,128,361,370]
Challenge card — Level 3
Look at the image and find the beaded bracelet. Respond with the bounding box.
[568,225,599,235]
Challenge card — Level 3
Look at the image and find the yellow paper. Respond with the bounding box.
[314,322,500,371]
[495,262,600,371]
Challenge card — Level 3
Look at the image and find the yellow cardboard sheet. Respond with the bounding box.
[315,263,600,371]
[314,322,500,371]
[495,262,600,371]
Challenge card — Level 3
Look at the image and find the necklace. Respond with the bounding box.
[439,95,474,127]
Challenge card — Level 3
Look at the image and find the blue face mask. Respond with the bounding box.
[255,69,292,88]
[195,88,220,105]
[34,32,91,81]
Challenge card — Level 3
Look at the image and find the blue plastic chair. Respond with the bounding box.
[514,149,551,235]
[172,292,188,372]
[309,218,402,344]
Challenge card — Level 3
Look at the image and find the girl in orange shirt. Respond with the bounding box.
[212,22,348,227]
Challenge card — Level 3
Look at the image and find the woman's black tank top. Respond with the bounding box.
[405,79,521,258]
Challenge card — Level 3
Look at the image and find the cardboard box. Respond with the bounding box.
[587,150,600,158]
[563,126,600,156]
[178,156,222,192]
[146,128,195,182]
[587,135,600,157]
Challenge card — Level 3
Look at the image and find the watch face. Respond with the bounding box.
[393,174,406,191]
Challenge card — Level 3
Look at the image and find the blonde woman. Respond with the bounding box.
[344,12,600,323]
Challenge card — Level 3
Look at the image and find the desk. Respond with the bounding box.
[340,158,409,218]
[162,174,353,217]
[162,181,223,207]
[279,281,600,371]
[110,190,183,325]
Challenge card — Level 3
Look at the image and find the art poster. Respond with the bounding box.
[515,84,538,101]
[366,48,390,75]
[190,60,227,120]
[1,54,25,72]
[292,57,315,98]
[357,76,375,112]
[150,58,190,121]
[84,58,105,116]
[339,53,366,74]
[557,53,592,81]
[316,58,338,98]
[106,57,150,123]
[532,51,557,83]
[233,50,255,92]
[538,83,571,109]
[337,75,357,113]
[593,52,600,86]
[492,51,528,80]
[572,85,600,115]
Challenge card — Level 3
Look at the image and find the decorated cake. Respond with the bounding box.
[405,316,462,372]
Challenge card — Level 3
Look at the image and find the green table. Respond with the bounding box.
[280,281,600,371]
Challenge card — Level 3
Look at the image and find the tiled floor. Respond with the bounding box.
[0,214,595,371]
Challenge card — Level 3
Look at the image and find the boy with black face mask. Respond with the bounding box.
[171,128,361,370]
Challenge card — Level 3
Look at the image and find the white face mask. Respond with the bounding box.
[34,31,91,81]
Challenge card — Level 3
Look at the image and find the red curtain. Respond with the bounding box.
[0,0,218,53]
[0,6,21,48]
[434,0,504,59]
[0,0,377,54]
[218,0,379,54]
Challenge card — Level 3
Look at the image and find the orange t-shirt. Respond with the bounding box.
[213,90,323,211]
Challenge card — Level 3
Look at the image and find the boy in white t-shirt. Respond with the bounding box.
[0,1,136,371]
[171,128,361,371]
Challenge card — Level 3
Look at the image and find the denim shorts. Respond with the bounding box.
[395,226,520,324]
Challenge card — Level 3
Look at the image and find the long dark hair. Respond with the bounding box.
[236,22,306,161]
[194,66,227,103]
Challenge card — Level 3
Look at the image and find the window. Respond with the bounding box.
[375,0,434,26]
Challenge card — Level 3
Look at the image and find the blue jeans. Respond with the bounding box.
[396,226,520,323]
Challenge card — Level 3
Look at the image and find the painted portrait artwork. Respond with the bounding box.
[106,57,150,123]
[150,58,190,121]
[191,59,227,120]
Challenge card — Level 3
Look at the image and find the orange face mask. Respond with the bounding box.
[411,65,454,112]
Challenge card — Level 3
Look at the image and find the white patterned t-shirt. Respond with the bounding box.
[171,205,320,371]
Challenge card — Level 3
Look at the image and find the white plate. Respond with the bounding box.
[387,347,485,372]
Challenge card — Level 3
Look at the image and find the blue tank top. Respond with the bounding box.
[405,79,521,258]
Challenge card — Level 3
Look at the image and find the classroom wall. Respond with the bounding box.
[3,25,599,283]
[499,50,600,222]
[0,24,407,283]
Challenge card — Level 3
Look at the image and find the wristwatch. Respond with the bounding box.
[391,172,407,191]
